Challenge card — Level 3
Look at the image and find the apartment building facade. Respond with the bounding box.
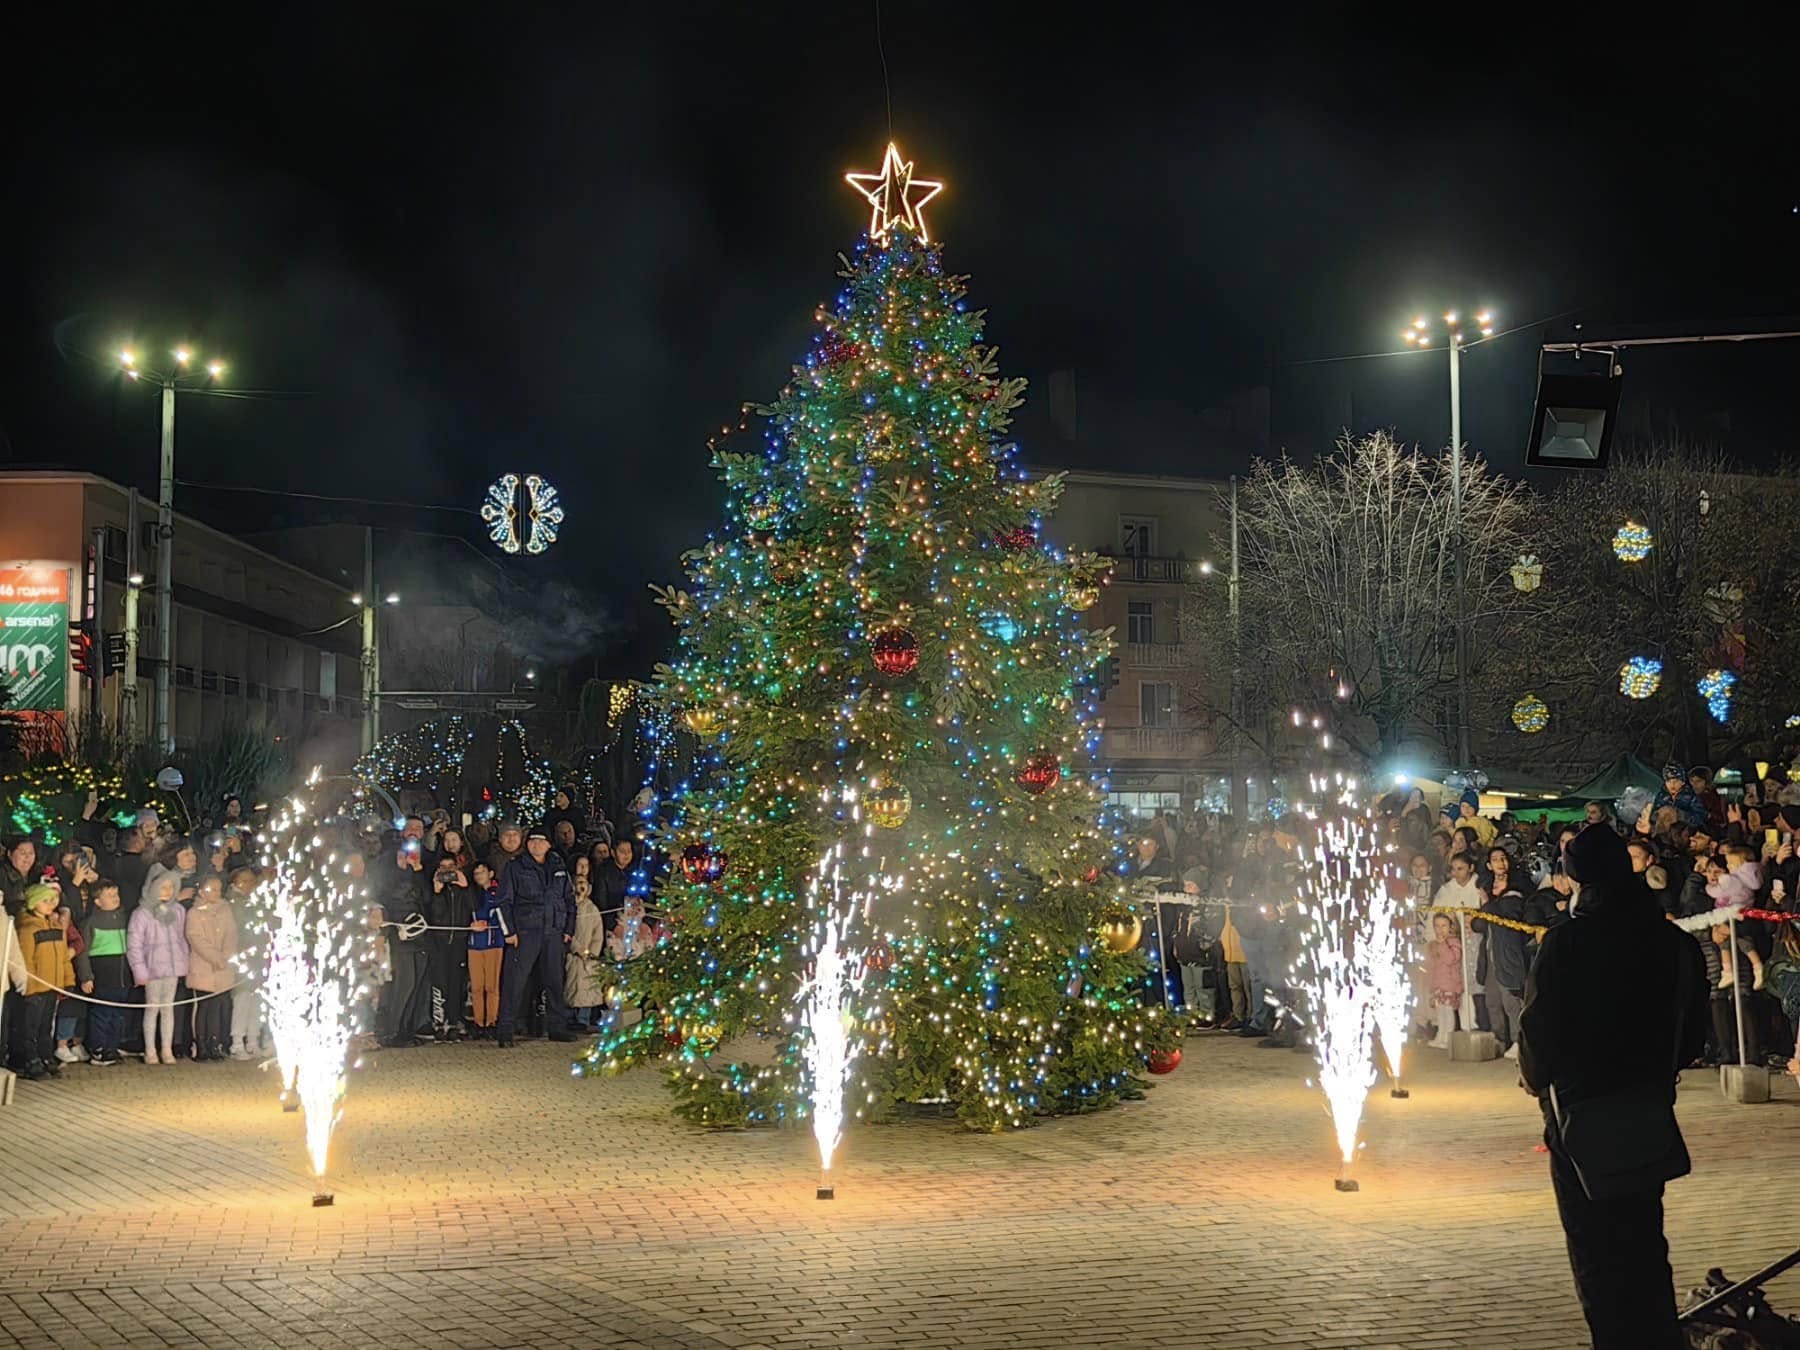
[0,472,362,760]
[1040,469,1233,818]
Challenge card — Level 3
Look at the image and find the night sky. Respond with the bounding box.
[3,11,1793,670]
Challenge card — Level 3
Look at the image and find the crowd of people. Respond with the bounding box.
[1,786,664,1082]
[11,763,1800,1090]
[1127,762,1800,1079]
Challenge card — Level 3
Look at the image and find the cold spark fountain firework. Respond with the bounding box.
[254,778,369,1199]
[1359,859,1412,1099]
[1292,790,1379,1190]
[800,843,867,1200]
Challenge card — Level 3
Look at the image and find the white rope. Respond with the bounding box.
[1672,903,1744,934]
[20,969,233,1008]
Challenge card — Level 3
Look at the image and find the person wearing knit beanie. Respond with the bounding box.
[1517,821,1709,1346]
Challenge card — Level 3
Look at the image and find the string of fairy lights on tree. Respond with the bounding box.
[575,144,1177,1132]
[353,714,556,825]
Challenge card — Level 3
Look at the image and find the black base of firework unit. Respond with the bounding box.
[1334,1178,1359,1192]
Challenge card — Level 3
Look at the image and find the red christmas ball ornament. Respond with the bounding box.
[679,842,729,885]
[871,626,921,676]
[864,939,894,972]
[1017,752,1062,796]
[1148,1047,1182,1075]
[1082,866,1102,885]
[818,332,862,368]
[995,524,1038,552]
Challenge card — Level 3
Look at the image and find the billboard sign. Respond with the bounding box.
[0,566,70,715]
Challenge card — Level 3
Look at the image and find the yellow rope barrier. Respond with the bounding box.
[1421,905,1548,937]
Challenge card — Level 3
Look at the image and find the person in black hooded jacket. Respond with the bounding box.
[1518,823,1708,1350]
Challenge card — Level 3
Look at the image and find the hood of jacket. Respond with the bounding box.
[140,863,183,912]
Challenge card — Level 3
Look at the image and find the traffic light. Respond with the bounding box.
[70,624,96,679]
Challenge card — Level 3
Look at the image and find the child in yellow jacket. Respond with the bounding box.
[15,882,75,1080]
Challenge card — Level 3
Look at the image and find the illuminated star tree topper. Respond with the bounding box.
[845,142,944,244]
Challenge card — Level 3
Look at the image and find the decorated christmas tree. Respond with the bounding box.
[580,145,1178,1131]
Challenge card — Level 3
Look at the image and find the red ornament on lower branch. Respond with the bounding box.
[679,843,729,885]
[1148,1047,1182,1075]
[1017,752,1062,795]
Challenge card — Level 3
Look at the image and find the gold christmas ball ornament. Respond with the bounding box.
[1067,584,1101,612]
[866,783,912,829]
[1098,911,1142,954]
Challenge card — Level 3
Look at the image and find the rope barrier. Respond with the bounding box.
[1424,905,1548,937]
[1670,904,1800,934]
[20,969,233,1008]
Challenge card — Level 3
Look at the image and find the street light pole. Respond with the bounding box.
[155,381,175,753]
[1447,332,1469,770]
[122,573,143,748]
[1402,310,1493,771]
[360,526,377,753]
[119,345,225,753]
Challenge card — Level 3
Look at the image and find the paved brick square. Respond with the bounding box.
[0,1033,1794,1348]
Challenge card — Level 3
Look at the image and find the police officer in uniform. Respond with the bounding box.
[493,827,577,1048]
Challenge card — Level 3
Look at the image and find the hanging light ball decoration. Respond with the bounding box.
[1510,554,1544,593]
[995,524,1038,552]
[744,498,780,531]
[1697,669,1738,724]
[866,783,912,829]
[1612,520,1654,563]
[679,843,729,885]
[1618,656,1664,700]
[1066,583,1101,612]
[864,939,895,972]
[682,707,720,737]
[1147,1047,1183,1075]
[870,625,921,676]
[482,472,565,555]
[1510,694,1550,734]
[1017,752,1063,795]
[1098,911,1142,954]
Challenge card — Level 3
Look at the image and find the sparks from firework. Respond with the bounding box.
[1292,777,1379,1178]
[1358,853,1411,1089]
[801,844,866,1191]
[253,773,370,1181]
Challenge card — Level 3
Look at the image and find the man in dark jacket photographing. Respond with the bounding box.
[1518,823,1708,1349]
[494,827,577,1049]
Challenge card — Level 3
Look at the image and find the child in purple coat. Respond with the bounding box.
[127,865,189,1065]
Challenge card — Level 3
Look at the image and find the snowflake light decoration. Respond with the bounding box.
[1511,693,1549,734]
[1612,520,1654,563]
[1618,656,1663,700]
[1697,669,1737,724]
[482,473,565,554]
[482,473,521,553]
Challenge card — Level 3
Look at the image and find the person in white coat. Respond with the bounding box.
[1429,854,1484,1042]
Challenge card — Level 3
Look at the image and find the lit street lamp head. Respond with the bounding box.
[1402,307,1497,348]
